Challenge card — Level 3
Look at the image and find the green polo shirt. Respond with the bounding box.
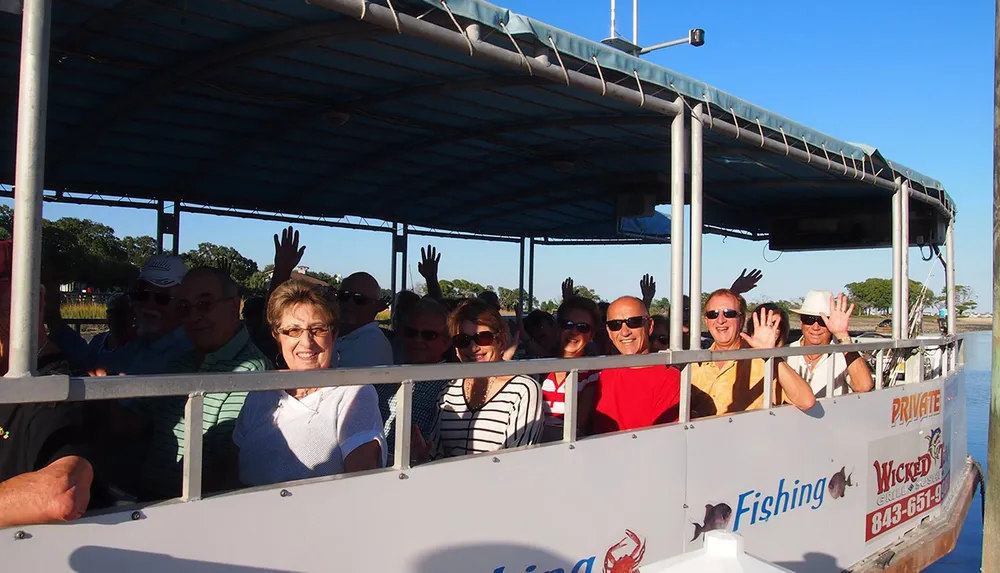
[129,327,271,500]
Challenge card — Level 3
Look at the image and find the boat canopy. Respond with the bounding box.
[0,0,953,246]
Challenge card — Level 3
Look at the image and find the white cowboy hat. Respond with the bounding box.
[790,290,834,316]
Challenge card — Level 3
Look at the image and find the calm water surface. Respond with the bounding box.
[926,331,990,572]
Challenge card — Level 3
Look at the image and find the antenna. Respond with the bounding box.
[601,0,705,56]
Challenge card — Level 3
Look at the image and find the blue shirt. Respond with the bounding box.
[97,326,193,375]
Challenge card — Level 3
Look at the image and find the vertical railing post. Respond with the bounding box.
[891,177,903,340]
[562,369,579,443]
[181,393,205,501]
[825,350,836,398]
[678,361,691,423]
[7,0,52,378]
[393,380,414,471]
[669,103,686,351]
[172,204,181,256]
[156,199,165,255]
[688,103,704,350]
[900,180,911,337]
[763,357,774,409]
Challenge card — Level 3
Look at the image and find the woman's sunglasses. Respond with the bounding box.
[560,320,593,334]
[130,289,172,306]
[404,327,442,341]
[452,331,496,349]
[605,316,647,331]
[705,309,741,320]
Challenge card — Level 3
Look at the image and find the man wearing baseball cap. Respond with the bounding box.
[786,290,874,398]
[96,253,193,375]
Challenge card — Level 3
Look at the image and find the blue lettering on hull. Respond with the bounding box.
[734,476,828,531]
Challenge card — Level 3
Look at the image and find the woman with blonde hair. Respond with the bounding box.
[233,279,385,486]
[412,299,542,463]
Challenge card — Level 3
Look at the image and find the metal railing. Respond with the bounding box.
[0,335,962,503]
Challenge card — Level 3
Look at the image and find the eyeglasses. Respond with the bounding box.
[336,290,372,306]
[452,331,496,349]
[176,296,234,317]
[131,289,172,306]
[654,334,670,345]
[799,314,824,326]
[606,316,647,331]
[403,327,442,341]
[705,309,741,320]
[560,320,593,334]
[277,325,332,338]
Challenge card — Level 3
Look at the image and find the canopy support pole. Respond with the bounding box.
[390,223,399,297]
[517,238,526,317]
[527,237,535,312]
[689,104,704,351]
[984,0,1000,566]
[401,224,409,292]
[945,218,956,368]
[901,180,911,337]
[892,178,903,339]
[669,105,686,351]
[7,0,52,378]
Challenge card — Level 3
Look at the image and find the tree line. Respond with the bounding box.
[0,207,976,315]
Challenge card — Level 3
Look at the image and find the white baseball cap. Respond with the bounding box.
[138,254,188,288]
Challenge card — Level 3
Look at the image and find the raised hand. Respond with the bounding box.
[640,274,656,305]
[374,294,392,314]
[730,268,763,295]
[821,293,854,340]
[740,307,780,349]
[272,225,305,278]
[502,328,522,361]
[561,277,576,300]
[418,245,440,281]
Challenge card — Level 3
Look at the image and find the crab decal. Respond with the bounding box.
[604,529,646,573]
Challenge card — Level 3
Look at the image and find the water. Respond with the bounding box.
[926,331,990,572]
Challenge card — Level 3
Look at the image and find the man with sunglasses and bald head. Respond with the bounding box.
[589,296,689,434]
[335,272,393,369]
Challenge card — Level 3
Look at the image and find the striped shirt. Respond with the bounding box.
[429,375,543,459]
[541,370,600,429]
[127,327,271,500]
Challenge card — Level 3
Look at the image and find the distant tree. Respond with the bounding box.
[846,277,938,315]
[181,242,259,287]
[539,299,559,313]
[940,285,977,316]
[649,297,670,315]
[571,284,601,302]
[496,286,538,314]
[122,235,159,267]
[304,270,339,287]
[439,279,487,300]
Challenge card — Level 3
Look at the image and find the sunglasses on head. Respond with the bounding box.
[799,314,824,326]
[606,316,647,331]
[705,309,741,320]
[560,320,593,334]
[452,331,496,349]
[277,325,332,338]
[131,289,172,306]
[404,327,442,341]
[336,290,372,306]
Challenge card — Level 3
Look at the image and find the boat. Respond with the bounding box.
[0,1,977,572]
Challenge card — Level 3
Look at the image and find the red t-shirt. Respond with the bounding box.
[590,365,681,434]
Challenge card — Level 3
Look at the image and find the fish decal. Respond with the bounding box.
[828,466,853,499]
[926,428,944,463]
[691,503,732,541]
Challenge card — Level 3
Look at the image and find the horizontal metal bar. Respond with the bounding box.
[178,205,394,234]
[405,228,523,244]
[309,0,682,117]
[0,337,953,404]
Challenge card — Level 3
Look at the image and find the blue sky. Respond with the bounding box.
[9,0,994,309]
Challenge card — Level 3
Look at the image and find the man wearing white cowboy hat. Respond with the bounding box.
[786,290,873,398]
